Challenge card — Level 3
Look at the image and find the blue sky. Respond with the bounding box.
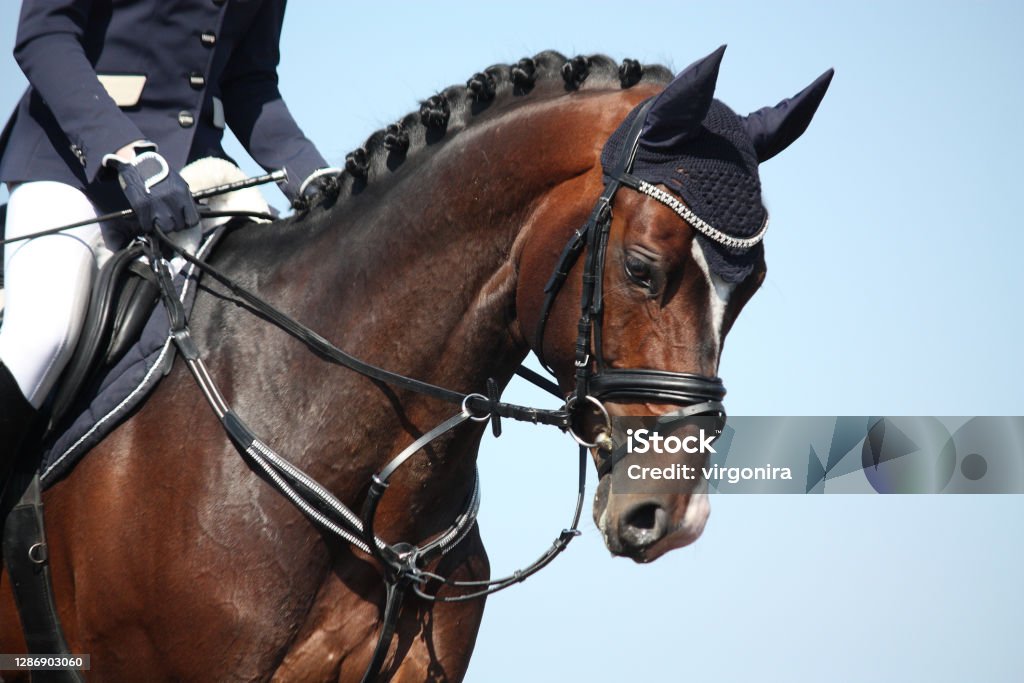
[2,2,1022,681]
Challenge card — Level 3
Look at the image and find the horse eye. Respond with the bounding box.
[624,254,654,288]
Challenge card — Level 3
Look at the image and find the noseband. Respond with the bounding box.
[534,99,767,436]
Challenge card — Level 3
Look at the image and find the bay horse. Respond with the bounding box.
[0,48,830,681]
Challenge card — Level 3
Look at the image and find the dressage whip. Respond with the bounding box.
[0,168,286,245]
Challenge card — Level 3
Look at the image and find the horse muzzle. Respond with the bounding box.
[582,370,724,562]
[593,449,713,563]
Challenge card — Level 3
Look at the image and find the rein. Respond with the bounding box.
[143,228,584,683]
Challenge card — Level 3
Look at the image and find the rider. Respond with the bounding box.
[0,0,338,490]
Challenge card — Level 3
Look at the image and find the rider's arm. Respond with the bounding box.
[219,0,330,204]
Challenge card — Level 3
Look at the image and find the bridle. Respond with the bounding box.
[534,99,767,469]
[125,97,765,682]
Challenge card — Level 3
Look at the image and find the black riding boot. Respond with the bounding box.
[1,362,36,491]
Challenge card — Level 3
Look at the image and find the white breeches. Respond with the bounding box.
[0,181,200,408]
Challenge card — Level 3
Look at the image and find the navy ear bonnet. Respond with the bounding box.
[599,45,833,284]
[601,98,766,283]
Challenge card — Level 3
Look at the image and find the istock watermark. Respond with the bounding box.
[604,416,1024,494]
[620,426,794,486]
[609,416,731,494]
[624,427,718,455]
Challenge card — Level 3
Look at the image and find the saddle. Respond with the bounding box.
[1,158,272,671]
[47,242,160,436]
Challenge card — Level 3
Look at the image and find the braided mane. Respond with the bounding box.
[329,51,673,199]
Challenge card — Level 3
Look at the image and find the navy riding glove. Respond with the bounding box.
[109,151,200,235]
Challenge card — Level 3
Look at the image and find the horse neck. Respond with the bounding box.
[302,92,636,393]
[243,89,646,528]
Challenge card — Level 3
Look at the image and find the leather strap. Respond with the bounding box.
[588,369,725,404]
[2,475,84,683]
[533,100,653,373]
[151,229,571,429]
[359,573,412,683]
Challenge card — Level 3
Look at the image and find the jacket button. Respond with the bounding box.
[200,31,216,47]
[178,111,195,128]
[189,73,206,89]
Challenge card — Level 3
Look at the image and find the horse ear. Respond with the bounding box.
[742,68,834,163]
[639,45,726,151]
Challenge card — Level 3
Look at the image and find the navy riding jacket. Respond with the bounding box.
[0,0,327,203]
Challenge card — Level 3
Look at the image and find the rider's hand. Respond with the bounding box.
[105,148,200,235]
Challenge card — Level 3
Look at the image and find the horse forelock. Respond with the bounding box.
[328,51,674,206]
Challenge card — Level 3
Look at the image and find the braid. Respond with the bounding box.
[327,52,671,200]
[466,71,497,102]
[511,57,537,93]
[419,94,451,131]
[561,55,590,90]
[618,58,643,88]
[345,147,369,178]
[383,122,410,153]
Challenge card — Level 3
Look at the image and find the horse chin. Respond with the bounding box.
[593,474,711,564]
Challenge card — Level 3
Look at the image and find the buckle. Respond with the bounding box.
[565,394,612,450]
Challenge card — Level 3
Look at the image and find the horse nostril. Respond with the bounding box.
[620,502,668,551]
[626,503,659,531]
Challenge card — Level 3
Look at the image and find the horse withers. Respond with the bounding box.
[0,47,830,681]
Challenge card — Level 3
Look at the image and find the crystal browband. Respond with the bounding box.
[635,179,769,249]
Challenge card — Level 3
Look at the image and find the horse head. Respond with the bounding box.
[519,47,832,562]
